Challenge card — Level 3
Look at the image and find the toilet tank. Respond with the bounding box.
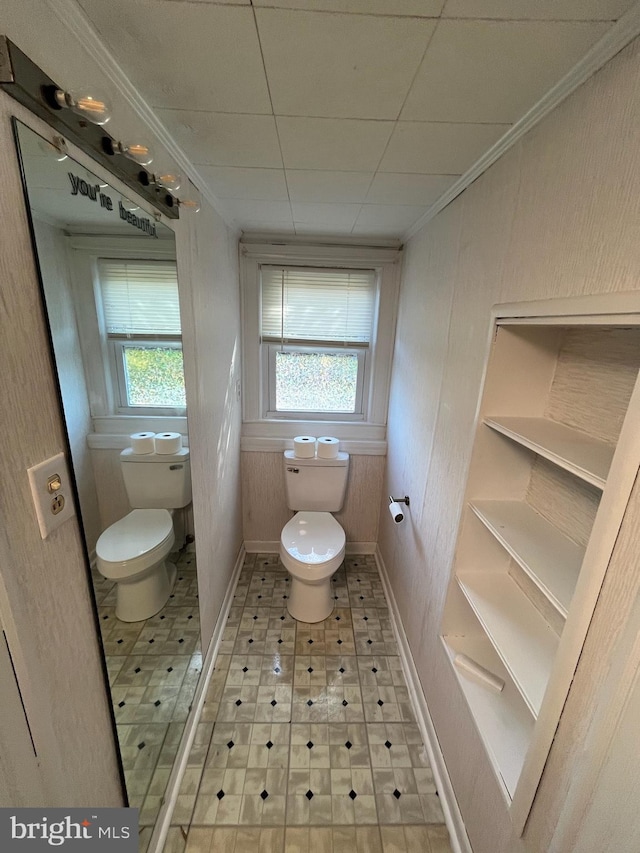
[283,450,349,511]
[120,447,192,509]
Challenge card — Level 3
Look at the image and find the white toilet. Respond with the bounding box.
[280,450,349,623]
[96,447,191,622]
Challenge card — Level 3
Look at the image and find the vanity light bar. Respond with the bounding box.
[0,35,179,220]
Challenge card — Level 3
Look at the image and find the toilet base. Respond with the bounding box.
[115,560,177,622]
[287,575,334,623]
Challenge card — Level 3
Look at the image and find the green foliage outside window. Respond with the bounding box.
[123,346,186,407]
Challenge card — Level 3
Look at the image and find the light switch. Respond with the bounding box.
[27,452,76,539]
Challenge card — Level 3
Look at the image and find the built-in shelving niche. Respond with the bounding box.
[441,300,640,831]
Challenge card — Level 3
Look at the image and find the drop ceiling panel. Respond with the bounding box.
[353,204,429,234]
[157,111,283,168]
[253,0,445,13]
[277,117,394,171]
[197,167,289,200]
[380,122,509,175]
[77,0,271,113]
[401,20,609,123]
[366,173,458,206]
[286,170,373,203]
[223,199,294,223]
[256,9,436,119]
[441,0,634,19]
[290,202,362,229]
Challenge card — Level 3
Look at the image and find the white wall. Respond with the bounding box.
[380,35,640,853]
[0,0,243,803]
[32,218,102,552]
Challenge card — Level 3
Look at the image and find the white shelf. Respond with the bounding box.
[457,572,559,717]
[442,635,535,801]
[470,500,585,618]
[484,416,614,489]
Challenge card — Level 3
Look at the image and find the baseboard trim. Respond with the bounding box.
[244,540,377,555]
[375,546,472,853]
[147,543,246,853]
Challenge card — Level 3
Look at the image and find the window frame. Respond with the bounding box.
[110,337,186,417]
[264,342,369,420]
[240,239,401,436]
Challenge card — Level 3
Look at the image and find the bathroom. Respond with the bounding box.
[1,3,640,853]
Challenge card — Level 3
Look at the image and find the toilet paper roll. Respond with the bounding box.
[389,501,404,523]
[317,436,340,459]
[154,432,183,455]
[293,435,316,458]
[454,653,504,693]
[130,432,156,455]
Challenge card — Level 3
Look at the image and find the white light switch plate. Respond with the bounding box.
[27,452,76,539]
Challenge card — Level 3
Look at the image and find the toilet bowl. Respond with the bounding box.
[280,511,346,623]
[96,509,176,622]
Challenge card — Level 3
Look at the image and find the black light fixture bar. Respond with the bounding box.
[0,36,179,219]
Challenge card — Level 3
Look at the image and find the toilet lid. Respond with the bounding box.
[96,509,173,563]
[281,511,345,564]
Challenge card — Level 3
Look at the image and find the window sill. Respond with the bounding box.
[88,415,188,451]
[241,420,386,455]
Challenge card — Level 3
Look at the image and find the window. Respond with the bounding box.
[98,259,186,414]
[260,266,377,419]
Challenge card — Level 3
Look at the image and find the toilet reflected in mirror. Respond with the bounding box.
[13,119,201,834]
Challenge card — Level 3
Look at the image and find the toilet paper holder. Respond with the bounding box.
[389,495,410,506]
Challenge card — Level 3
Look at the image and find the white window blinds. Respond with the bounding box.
[260,266,376,345]
[98,259,181,336]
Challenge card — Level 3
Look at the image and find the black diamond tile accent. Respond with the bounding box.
[385,740,392,749]
[377,699,384,706]
[149,639,155,644]
[167,667,173,673]
[307,667,313,674]
[308,639,313,645]
[342,700,348,707]
[270,700,277,707]
[134,668,141,673]
[260,790,269,800]
[253,616,258,621]
[258,595,262,599]
[235,699,243,707]
[363,616,369,622]
[178,639,184,644]
[274,667,280,673]
[359,596,364,600]
[117,639,123,645]
[345,741,352,750]
[305,790,314,800]
[278,639,283,644]
[367,639,373,645]
[339,667,345,674]
[371,667,377,673]
[280,616,285,621]
[261,577,266,581]
[248,639,254,644]
[335,616,340,621]
[349,790,357,800]
[118,701,125,708]
[154,700,161,707]
[334,596,338,600]
[393,789,401,799]
[266,741,273,749]
[160,615,165,620]
[217,790,225,800]
[227,741,234,749]
[307,700,313,707]
[188,615,193,620]
[243,667,248,673]
[138,742,146,750]
[103,614,109,620]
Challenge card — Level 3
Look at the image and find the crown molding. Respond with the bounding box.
[404,1,640,242]
[45,0,231,221]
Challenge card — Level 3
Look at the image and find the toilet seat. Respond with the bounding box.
[96,509,174,580]
[281,511,345,579]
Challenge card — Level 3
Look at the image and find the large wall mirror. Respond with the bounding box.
[13,119,201,838]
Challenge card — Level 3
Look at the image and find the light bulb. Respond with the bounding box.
[104,138,154,166]
[53,89,112,125]
[179,198,201,213]
[156,169,182,194]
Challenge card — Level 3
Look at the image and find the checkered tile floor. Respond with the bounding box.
[147,553,453,853]
[94,549,202,831]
